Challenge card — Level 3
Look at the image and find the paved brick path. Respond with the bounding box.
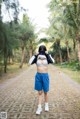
[0,65,80,119]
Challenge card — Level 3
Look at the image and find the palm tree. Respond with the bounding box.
[19,14,36,68]
[64,1,80,61]
[47,0,80,62]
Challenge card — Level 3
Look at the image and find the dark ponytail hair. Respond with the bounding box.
[38,45,47,53]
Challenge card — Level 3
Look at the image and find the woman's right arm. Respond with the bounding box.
[29,55,37,65]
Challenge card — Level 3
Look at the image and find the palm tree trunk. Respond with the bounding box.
[67,46,70,61]
[72,39,77,60]
[4,47,7,73]
[65,40,70,62]
[4,57,7,73]
[59,49,63,63]
[77,41,80,61]
[78,0,80,62]
[29,46,33,58]
[19,47,26,68]
[76,32,80,61]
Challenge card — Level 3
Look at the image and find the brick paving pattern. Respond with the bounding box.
[0,65,80,119]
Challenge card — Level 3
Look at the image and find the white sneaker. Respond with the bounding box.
[45,104,49,111]
[36,108,42,115]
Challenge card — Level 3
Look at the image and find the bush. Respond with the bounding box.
[75,62,80,70]
[60,60,80,71]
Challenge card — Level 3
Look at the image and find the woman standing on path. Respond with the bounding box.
[29,45,55,115]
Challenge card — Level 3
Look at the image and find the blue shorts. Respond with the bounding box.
[35,72,50,92]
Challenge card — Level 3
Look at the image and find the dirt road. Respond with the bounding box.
[0,65,80,119]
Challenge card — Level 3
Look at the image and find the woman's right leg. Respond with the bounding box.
[36,90,43,115]
[38,91,43,105]
[35,73,43,114]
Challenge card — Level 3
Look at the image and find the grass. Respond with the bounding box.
[55,61,80,83]
[0,63,28,82]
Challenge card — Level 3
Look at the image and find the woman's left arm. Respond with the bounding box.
[49,54,55,63]
[46,54,55,64]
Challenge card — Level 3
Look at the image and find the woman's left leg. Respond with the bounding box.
[43,73,49,111]
[44,92,48,103]
[44,92,49,111]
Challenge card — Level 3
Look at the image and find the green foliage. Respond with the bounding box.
[60,60,80,71]
[18,14,36,43]
[3,0,21,23]
[49,37,72,63]
[0,0,36,73]
[0,14,36,72]
[38,38,49,44]
[47,0,80,62]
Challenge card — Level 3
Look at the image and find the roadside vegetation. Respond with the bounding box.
[0,63,28,82]
[46,0,80,83]
[55,61,80,83]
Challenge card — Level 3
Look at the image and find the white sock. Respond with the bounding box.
[38,104,41,109]
[45,102,48,106]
